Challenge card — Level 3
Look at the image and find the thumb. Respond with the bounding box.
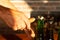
[26,18,35,30]
[29,18,35,23]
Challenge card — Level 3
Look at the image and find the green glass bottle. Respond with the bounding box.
[36,16,44,40]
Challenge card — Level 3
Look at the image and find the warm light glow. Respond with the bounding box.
[42,0,48,3]
[40,16,44,20]
[38,16,41,19]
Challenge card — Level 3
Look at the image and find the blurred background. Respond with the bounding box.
[0,0,60,40]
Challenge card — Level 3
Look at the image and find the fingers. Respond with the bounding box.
[11,10,35,30]
[13,18,26,30]
[22,15,31,30]
[29,18,35,23]
[24,17,35,30]
[17,20,26,30]
[13,17,35,31]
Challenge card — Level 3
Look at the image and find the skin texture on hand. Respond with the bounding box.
[0,5,35,38]
[0,5,30,30]
[0,0,31,30]
[0,0,35,38]
[11,9,31,30]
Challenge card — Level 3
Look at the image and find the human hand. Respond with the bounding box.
[9,10,35,38]
[0,8,35,37]
[9,10,36,38]
[0,9,31,30]
[24,18,35,38]
[10,9,32,30]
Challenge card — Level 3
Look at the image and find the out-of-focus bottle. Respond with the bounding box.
[45,16,54,40]
[36,16,44,40]
[53,22,58,40]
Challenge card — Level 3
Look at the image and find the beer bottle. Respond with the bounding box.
[36,16,44,40]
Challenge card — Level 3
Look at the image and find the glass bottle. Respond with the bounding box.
[36,16,44,40]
